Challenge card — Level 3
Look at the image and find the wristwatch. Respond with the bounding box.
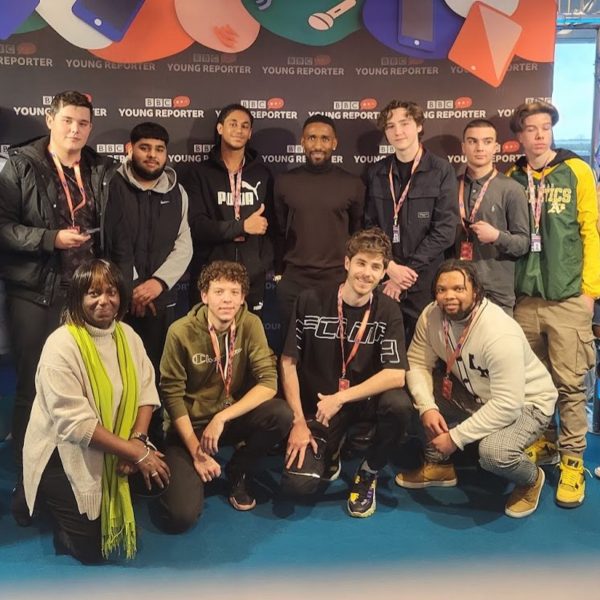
[130,431,149,445]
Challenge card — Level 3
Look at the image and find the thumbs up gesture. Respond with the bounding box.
[243,203,268,235]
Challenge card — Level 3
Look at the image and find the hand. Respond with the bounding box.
[421,409,448,441]
[133,444,170,491]
[285,420,318,469]
[54,229,91,249]
[117,459,136,476]
[581,294,595,314]
[200,414,225,456]
[430,432,457,456]
[316,392,343,427]
[130,298,157,318]
[382,279,403,301]
[469,221,500,244]
[132,279,163,306]
[387,261,418,289]
[243,204,268,235]
[193,448,221,483]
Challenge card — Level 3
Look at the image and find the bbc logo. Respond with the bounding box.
[193,144,214,153]
[97,144,125,153]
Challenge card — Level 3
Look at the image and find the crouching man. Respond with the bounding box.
[159,260,292,532]
[280,228,412,518]
[396,259,557,518]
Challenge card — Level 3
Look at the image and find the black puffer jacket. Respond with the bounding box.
[0,136,117,305]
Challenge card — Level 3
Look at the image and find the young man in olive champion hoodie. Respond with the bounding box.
[159,261,292,532]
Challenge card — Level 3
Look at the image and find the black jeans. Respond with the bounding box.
[7,292,66,463]
[320,388,413,471]
[159,398,292,533]
[126,305,176,445]
[38,450,102,565]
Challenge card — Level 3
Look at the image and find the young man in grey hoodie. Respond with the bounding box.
[105,122,192,440]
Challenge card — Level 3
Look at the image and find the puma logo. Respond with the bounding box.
[242,180,261,202]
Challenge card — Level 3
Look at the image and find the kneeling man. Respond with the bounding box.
[159,260,292,532]
[280,228,412,518]
[396,259,557,518]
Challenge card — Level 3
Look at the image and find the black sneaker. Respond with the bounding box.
[226,466,256,511]
[347,467,377,518]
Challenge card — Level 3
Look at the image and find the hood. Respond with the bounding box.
[514,148,581,170]
[207,144,261,172]
[117,159,178,194]
[188,301,250,333]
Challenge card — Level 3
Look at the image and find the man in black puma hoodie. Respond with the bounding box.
[183,104,274,315]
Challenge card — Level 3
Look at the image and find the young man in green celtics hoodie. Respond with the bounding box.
[507,101,600,509]
[159,261,292,532]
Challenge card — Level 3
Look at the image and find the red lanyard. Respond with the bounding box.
[337,284,372,379]
[208,321,237,399]
[458,169,497,233]
[442,304,480,377]
[388,145,423,227]
[526,162,549,234]
[228,158,245,221]
[48,148,87,227]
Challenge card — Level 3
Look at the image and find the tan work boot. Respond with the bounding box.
[505,467,545,518]
[395,462,457,489]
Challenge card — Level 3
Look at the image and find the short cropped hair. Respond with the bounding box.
[462,118,497,139]
[214,103,254,145]
[217,103,254,128]
[509,100,559,134]
[130,122,169,145]
[432,259,484,303]
[302,114,337,135]
[346,228,392,268]
[64,259,129,326]
[48,91,93,121]
[377,100,424,135]
[198,260,250,296]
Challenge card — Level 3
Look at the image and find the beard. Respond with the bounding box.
[131,157,166,181]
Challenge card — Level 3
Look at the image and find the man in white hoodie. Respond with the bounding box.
[105,122,192,442]
[395,259,557,518]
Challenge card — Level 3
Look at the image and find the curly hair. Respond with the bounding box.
[198,260,250,296]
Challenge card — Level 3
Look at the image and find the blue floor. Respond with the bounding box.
[2,432,600,598]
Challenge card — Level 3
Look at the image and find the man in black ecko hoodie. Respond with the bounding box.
[183,104,274,314]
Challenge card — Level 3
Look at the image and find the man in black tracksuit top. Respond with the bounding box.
[365,100,458,343]
[105,122,192,391]
[183,104,274,314]
[0,91,116,463]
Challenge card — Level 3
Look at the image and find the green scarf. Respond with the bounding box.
[67,322,139,559]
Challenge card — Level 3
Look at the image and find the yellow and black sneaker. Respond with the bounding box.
[347,466,377,518]
[525,438,559,466]
[555,454,587,508]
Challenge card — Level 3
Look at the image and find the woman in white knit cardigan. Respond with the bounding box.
[22,259,170,563]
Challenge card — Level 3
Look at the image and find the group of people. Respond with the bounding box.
[0,90,598,564]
